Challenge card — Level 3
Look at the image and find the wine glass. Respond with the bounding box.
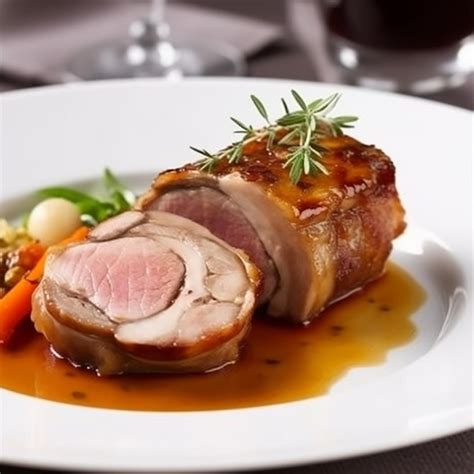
[68,0,245,80]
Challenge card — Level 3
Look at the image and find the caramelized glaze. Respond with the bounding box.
[150,134,399,227]
[0,263,425,411]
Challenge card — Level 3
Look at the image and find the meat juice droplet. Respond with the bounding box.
[0,263,425,411]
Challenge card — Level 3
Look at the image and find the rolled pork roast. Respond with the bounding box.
[32,130,405,375]
[31,211,260,375]
[138,134,406,323]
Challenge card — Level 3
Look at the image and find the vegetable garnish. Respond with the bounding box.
[191,91,358,185]
[0,220,41,298]
[38,168,136,226]
[0,226,89,344]
[27,198,82,246]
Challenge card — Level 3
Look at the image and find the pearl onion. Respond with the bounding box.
[28,198,82,246]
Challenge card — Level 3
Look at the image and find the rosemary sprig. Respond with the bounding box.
[191,90,358,184]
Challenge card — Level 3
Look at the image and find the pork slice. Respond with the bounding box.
[50,237,185,323]
[88,211,145,241]
[150,186,277,302]
[31,211,260,374]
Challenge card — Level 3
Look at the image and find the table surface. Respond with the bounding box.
[0,1,472,473]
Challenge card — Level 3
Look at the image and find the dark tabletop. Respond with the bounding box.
[0,1,472,473]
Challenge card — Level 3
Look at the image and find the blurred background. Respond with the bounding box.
[0,2,473,474]
[0,0,473,108]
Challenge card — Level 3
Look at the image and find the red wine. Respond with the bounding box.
[326,0,474,50]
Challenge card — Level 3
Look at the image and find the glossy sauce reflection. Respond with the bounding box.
[0,263,425,411]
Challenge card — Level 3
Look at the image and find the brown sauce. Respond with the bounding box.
[0,263,425,411]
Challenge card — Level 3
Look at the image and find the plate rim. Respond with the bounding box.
[0,78,472,472]
[1,76,473,116]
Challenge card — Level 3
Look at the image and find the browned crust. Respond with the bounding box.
[138,134,404,232]
[137,133,405,322]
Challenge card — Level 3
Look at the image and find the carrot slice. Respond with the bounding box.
[0,226,89,343]
[17,241,45,270]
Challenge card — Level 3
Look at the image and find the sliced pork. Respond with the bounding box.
[31,211,260,375]
[138,134,406,323]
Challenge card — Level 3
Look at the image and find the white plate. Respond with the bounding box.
[0,79,472,472]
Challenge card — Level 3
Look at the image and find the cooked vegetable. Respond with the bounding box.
[28,198,82,246]
[15,242,45,270]
[0,221,41,298]
[38,168,136,226]
[4,266,27,288]
[0,219,31,248]
[0,226,89,344]
[0,219,17,246]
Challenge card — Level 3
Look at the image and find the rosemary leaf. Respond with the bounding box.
[276,111,306,126]
[228,143,243,164]
[266,130,276,150]
[303,152,311,175]
[315,93,341,114]
[230,117,252,132]
[291,89,307,111]
[309,144,327,156]
[278,128,300,145]
[313,160,330,175]
[251,95,270,124]
[189,146,215,158]
[199,157,218,172]
[191,90,357,184]
[289,157,304,184]
[322,94,342,116]
[334,115,358,123]
[308,98,323,111]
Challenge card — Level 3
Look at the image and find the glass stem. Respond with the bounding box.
[129,0,170,50]
[149,0,167,27]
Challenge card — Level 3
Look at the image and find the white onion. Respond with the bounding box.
[28,198,82,246]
